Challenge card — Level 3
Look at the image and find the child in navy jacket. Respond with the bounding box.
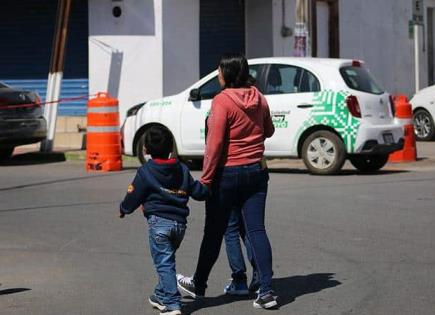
[120,126,208,315]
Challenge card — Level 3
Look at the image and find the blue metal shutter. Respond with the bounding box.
[200,0,245,77]
[0,0,88,116]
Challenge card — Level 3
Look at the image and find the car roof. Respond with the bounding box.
[248,57,356,68]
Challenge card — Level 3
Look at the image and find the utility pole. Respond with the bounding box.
[41,0,72,152]
[412,0,424,93]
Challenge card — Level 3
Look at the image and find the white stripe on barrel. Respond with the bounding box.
[87,106,119,113]
[87,126,120,133]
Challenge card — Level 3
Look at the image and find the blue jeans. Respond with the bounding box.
[224,207,258,283]
[148,215,186,310]
[193,163,273,295]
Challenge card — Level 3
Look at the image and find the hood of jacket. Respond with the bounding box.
[146,159,183,189]
[221,86,261,111]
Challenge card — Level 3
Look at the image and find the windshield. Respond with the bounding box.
[0,82,9,88]
[340,66,384,95]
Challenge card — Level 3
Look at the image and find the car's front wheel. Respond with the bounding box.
[413,109,435,141]
[301,130,346,175]
[348,154,389,173]
[0,147,14,161]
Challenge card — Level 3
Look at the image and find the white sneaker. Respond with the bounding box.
[176,274,204,298]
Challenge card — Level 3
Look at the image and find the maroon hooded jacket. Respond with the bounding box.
[201,86,275,186]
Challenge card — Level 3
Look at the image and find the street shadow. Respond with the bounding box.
[0,288,31,296]
[0,200,117,213]
[121,166,141,171]
[182,273,341,314]
[271,273,341,307]
[268,168,409,176]
[0,172,129,192]
[0,152,66,166]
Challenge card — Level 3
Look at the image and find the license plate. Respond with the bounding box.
[383,133,394,144]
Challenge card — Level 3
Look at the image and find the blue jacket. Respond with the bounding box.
[120,159,208,223]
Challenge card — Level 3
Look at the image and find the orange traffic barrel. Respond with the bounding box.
[389,95,417,162]
[86,92,122,171]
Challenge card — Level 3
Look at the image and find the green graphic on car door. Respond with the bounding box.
[295,90,361,153]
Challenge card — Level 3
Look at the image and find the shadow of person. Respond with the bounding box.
[0,152,66,166]
[272,273,341,307]
[0,288,31,295]
[182,294,252,314]
[182,273,341,314]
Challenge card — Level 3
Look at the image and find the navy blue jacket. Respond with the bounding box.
[120,159,208,223]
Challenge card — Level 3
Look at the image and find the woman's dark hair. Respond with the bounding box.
[219,53,255,89]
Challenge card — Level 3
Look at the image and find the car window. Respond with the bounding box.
[199,76,221,100]
[198,64,266,100]
[340,66,384,95]
[265,64,320,94]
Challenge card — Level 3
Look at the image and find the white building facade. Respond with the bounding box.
[88,0,435,120]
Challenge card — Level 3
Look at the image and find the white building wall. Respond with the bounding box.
[89,0,163,121]
[339,0,434,97]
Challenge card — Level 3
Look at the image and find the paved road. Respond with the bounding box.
[0,158,434,315]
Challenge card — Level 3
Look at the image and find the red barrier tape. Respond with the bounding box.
[0,94,96,110]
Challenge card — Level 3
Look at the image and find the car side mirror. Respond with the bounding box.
[189,88,201,101]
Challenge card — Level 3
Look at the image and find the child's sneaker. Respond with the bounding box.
[224,280,249,295]
[160,308,182,315]
[253,292,278,309]
[148,295,165,311]
[176,274,204,298]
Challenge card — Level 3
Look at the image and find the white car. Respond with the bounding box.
[122,57,404,175]
[410,85,435,141]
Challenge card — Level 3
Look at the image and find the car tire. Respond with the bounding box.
[135,128,178,165]
[413,109,435,141]
[0,147,14,161]
[348,154,389,173]
[301,130,346,175]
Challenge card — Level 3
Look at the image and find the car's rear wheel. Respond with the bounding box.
[301,130,346,175]
[348,154,389,173]
[413,109,435,141]
[135,128,178,165]
[0,147,14,161]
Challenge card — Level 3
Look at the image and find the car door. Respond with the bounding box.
[263,63,321,156]
[180,64,266,153]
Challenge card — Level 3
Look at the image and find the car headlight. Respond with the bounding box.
[126,102,146,117]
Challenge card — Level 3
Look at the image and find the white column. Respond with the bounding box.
[41,72,63,152]
[414,24,420,93]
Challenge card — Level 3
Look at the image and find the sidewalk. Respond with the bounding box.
[10,142,435,171]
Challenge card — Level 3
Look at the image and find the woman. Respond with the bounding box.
[177,53,276,309]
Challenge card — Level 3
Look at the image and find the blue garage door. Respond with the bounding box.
[200,0,245,77]
[0,0,88,116]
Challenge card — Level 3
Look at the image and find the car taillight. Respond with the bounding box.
[352,60,362,67]
[346,95,362,118]
[389,95,396,117]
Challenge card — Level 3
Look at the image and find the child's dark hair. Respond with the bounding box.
[144,126,173,159]
[219,53,255,89]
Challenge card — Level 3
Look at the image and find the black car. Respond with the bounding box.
[0,82,47,159]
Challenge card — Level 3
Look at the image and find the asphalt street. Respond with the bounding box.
[0,155,434,315]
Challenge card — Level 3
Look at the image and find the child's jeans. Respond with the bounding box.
[224,207,258,283]
[148,215,186,310]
